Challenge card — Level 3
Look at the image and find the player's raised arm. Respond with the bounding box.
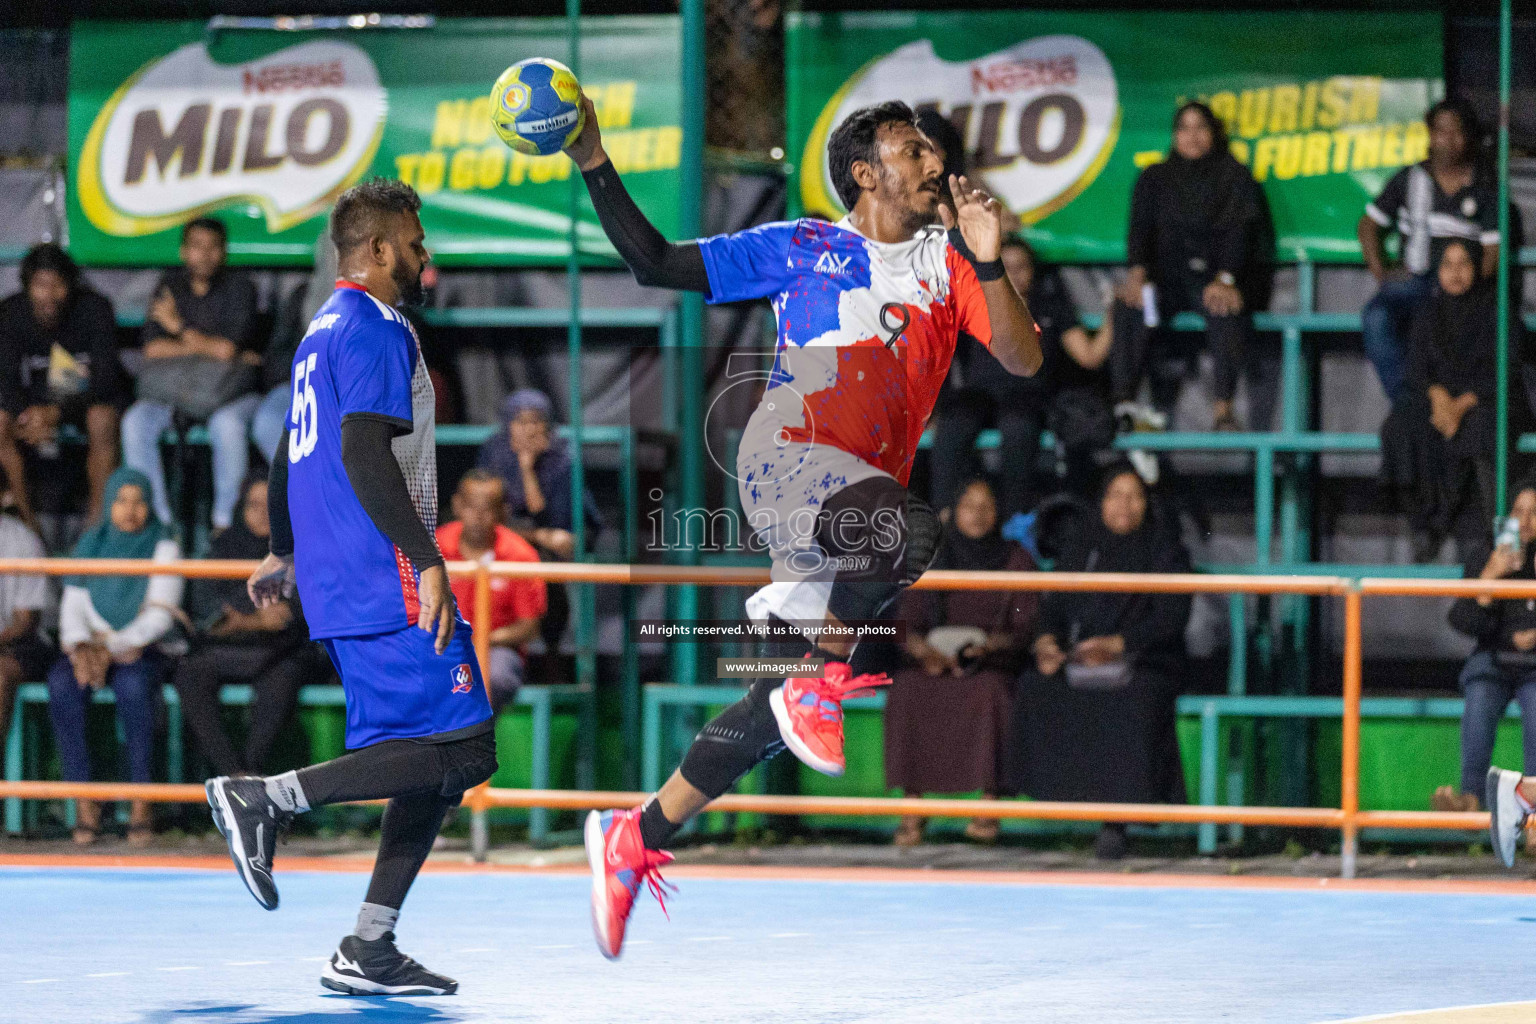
[940,174,1043,378]
[565,94,710,294]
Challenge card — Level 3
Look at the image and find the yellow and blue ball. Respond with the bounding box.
[490,58,585,156]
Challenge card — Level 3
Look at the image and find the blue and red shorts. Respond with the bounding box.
[321,621,492,750]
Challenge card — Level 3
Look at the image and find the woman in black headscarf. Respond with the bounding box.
[884,479,1038,845]
[173,473,327,777]
[1380,237,1529,561]
[1110,102,1274,431]
[1010,461,1192,859]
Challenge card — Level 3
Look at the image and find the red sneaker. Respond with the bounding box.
[769,662,891,777]
[583,807,675,960]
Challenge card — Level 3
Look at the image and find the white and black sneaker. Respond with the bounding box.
[320,933,458,996]
[206,775,291,910]
[1486,767,1530,869]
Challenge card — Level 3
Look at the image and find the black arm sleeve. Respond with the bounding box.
[582,160,710,293]
[340,414,444,570]
[268,430,294,558]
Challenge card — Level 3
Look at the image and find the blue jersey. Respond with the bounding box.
[285,282,442,640]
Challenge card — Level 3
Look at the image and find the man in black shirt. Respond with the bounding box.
[1358,98,1501,404]
[121,218,262,532]
[0,243,126,525]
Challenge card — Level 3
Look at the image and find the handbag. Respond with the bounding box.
[136,355,259,421]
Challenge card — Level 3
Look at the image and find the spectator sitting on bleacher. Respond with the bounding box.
[478,389,602,662]
[121,218,262,534]
[46,468,183,846]
[934,236,1114,515]
[1359,98,1501,405]
[0,502,54,754]
[436,470,547,712]
[0,243,126,529]
[173,474,323,777]
[1438,480,1536,813]
[1380,239,1525,562]
[1110,102,1273,432]
[250,231,338,465]
[885,479,1037,847]
[1010,460,1191,860]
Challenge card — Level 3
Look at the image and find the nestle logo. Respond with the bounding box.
[450,664,474,693]
[970,55,1077,94]
[813,251,853,276]
[242,60,346,95]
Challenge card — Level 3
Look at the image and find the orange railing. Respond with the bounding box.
[0,558,1529,878]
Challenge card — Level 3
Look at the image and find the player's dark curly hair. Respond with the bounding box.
[19,242,80,292]
[827,100,919,211]
[330,177,423,257]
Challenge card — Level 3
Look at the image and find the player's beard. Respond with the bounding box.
[392,260,426,308]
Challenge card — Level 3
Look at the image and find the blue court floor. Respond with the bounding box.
[1,864,1532,1024]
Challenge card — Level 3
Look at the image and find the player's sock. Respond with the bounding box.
[265,770,311,814]
[355,902,399,941]
[638,797,682,850]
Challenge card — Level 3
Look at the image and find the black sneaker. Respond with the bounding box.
[321,933,458,996]
[206,775,291,910]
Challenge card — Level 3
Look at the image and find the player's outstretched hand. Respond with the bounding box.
[247,553,295,609]
[565,93,607,173]
[938,174,1008,263]
[417,564,457,654]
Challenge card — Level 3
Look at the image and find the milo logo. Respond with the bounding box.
[802,36,1119,225]
[78,39,387,237]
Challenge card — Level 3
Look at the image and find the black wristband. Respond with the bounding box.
[972,259,1006,283]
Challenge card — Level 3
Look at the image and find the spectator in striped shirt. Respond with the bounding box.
[1358,98,1502,404]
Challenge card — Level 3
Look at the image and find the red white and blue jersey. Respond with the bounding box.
[285,281,442,640]
[700,217,1012,486]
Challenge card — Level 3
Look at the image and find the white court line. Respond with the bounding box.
[939,927,974,933]
[297,957,329,962]
[626,940,652,946]
[225,961,271,966]
[687,936,732,942]
[20,980,58,984]
[532,944,574,950]
[770,932,808,939]
[456,948,496,953]
[158,966,200,972]
[85,972,131,978]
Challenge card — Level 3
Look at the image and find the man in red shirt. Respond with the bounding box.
[436,470,546,711]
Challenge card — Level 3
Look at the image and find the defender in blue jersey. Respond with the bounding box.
[204,180,497,997]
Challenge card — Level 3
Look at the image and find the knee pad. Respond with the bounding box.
[901,494,941,587]
[678,680,785,800]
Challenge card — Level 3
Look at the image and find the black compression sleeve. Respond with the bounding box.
[268,430,294,558]
[582,160,710,293]
[340,414,445,570]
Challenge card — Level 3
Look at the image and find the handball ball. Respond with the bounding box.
[490,58,585,156]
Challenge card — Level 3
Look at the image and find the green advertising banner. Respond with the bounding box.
[787,11,1442,263]
[68,17,680,266]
